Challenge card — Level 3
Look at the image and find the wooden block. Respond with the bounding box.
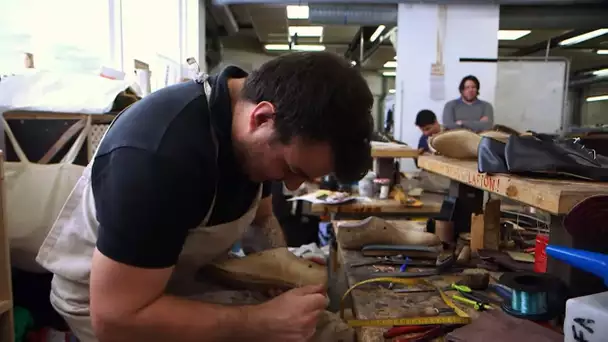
[470,199,501,252]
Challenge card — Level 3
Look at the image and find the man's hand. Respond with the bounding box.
[255,285,328,342]
[480,116,489,122]
[455,120,463,126]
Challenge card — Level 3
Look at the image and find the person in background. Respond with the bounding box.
[415,109,442,154]
[442,75,494,132]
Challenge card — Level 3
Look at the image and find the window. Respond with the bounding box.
[0,0,111,74]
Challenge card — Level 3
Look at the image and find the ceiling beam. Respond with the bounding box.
[344,28,363,61]
[509,29,595,57]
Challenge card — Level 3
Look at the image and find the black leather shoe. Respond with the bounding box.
[478,136,508,174]
[505,134,608,181]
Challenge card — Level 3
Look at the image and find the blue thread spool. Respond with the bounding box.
[500,272,556,321]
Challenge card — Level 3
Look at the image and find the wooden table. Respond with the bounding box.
[336,245,486,342]
[311,193,444,219]
[371,142,419,158]
[418,155,608,296]
[371,142,418,182]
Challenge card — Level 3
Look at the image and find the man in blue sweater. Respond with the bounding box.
[415,109,442,154]
[442,75,494,132]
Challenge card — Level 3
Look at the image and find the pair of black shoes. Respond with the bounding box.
[478,133,608,181]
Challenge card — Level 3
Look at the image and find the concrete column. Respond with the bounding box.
[393,4,499,171]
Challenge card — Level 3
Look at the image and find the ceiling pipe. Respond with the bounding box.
[309,4,397,25]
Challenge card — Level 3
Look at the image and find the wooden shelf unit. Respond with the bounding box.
[0,151,14,341]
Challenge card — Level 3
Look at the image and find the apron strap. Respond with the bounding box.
[195,73,218,227]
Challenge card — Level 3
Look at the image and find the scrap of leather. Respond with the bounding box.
[203,248,327,291]
[429,129,511,160]
[477,249,533,272]
[336,217,441,250]
[446,309,562,342]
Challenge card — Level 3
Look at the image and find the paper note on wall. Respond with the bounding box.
[430,63,445,101]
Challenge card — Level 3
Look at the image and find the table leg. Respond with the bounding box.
[547,215,608,297]
[443,181,484,238]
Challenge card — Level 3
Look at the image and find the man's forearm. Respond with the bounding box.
[95,295,260,342]
[462,120,492,132]
[257,215,287,248]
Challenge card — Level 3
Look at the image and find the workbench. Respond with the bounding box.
[335,242,486,342]
[311,193,444,219]
[417,154,608,296]
[371,142,418,182]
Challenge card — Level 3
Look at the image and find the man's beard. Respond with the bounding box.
[232,138,266,182]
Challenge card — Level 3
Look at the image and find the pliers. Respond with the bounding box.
[384,325,455,342]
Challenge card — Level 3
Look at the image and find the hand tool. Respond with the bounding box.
[384,325,433,339]
[446,282,501,305]
[452,294,493,311]
[392,325,463,342]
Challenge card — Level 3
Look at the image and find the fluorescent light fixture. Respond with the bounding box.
[497,30,531,41]
[384,61,397,68]
[587,95,608,102]
[264,44,290,51]
[293,45,326,51]
[383,71,396,77]
[288,26,323,37]
[370,25,386,42]
[264,44,326,52]
[286,5,309,19]
[593,68,608,77]
[597,49,608,55]
[388,89,396,94]
[559,28,608,46]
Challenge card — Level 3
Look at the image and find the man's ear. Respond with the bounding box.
[248,101,276,130]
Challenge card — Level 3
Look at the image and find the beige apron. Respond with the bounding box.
[35,77,353,342]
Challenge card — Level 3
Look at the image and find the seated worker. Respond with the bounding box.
[442,75,494,132]
[35,52,373,342]
[415,109,442,154]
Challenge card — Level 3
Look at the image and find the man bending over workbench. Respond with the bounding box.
[36,52,373,342]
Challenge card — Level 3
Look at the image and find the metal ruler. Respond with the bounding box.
[340,277,472,327]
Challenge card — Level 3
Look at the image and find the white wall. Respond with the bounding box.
[581,82,608,126]
[394,4,499,170]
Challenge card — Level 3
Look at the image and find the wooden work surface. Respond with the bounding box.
[371,142,419,158]
[418,155,608,215]
[337,245,488,342]
[311,193,444,215]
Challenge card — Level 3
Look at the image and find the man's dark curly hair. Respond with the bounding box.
[241,51,374,183]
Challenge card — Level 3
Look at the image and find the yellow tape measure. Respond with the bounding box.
[340,277,472,327]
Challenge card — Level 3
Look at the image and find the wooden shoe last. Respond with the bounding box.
[336,217,441,250]
[205,248,327,291]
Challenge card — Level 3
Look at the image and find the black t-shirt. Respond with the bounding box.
[91,66,271,268]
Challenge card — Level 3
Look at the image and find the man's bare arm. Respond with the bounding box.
[90,249,261,342]
[253,196,287,248]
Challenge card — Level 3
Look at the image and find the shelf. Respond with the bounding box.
[418,155,608,215]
